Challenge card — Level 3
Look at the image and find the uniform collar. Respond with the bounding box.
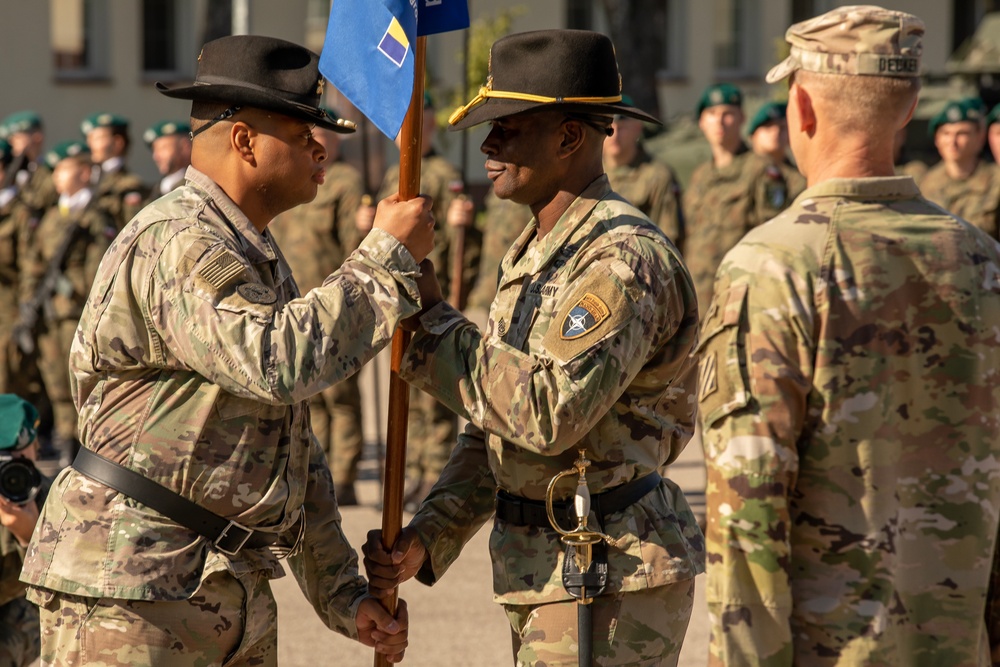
[799,176,920,200]
[500,175,612,283]
[184,165,278,267]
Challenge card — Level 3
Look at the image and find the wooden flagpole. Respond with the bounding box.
[375,34,427,667]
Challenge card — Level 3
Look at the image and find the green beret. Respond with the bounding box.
[81,112,129,135]
[143,120,192,146]
[988,104,1000,127]
[44,140,90,169]
[0,139,12,167]
[697,83,743,117]
[319,106,340,122]
[929,97,987,137]
[423,91,435,109]
[0,110,43,138]
[0,395,39,450]
[748,101,787,136]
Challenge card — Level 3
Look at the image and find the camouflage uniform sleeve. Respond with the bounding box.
[408,423,497,585]
[150,226,420,404]
[286,431,369,638]
[401,243,685,456]
[698,243,815,666]
[84,209,116,289]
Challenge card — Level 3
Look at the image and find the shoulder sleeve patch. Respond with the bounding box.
[542,263,635,365]
[198,247,247,291]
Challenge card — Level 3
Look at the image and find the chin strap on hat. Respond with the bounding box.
[448,78,623,125]
[190,106,242,139]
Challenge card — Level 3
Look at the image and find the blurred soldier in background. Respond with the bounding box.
[18,141,116,473]
[747,101,806,198]
[81,112,149,231]
[270,106,366,506]
[356,92,482,510]
[0,395,45,667]
[920,97,1000,237]
[893,125,928,182]
[989,104,1000,163]
[603,94,685,247]
[683,83,793,312]
[142,120,192,204]
[464,191,531,316]
[0,140,18,396]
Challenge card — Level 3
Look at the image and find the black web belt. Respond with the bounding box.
[495,472,662,528]
[72,447,278,556]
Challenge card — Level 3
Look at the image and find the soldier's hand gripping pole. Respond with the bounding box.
[546,450,619,667]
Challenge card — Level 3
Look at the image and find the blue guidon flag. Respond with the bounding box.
[560,293,610,340]
[321,0,469,139]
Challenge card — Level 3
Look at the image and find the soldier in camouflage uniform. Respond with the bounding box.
[921,97,1000,237]
[357,93,483,509]
[700,8,1000,665]
[270,107,366,506]
[465,190,532,314]
[603,94,685,246]
[0,113,55,440]
[20,35,429,665]
[747,101,807,199]
[0,140,18,396]
[363,30,704,666]
[142,120,192,204]
[0,395,44,667]
[81,112,149,231]
[19,141,117,471]
[683,84,794,312]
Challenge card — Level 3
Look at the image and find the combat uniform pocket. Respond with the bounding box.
[693,283,750,426]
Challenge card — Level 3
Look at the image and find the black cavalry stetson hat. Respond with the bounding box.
[156,35,355,134]
[448,30,660,130]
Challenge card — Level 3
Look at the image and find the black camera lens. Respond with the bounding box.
[0,458,42,505]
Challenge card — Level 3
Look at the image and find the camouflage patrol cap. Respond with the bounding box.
[766,5,924,83]
[0,110,43,138]
[748,101,787,135]
[44,140,90,169]
[928,97,988,136]
[0,395,39,451]
[81,112,129,135]
[143,120,192,147]
[696,84,742,118]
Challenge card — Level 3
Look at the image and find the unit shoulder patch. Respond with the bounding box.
[560,293,610,340]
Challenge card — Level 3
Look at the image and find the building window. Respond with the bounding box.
[791,0,837,24]
[200,0,233,47]
[51,0,109,79]
[142,0,196,81]
[566,0,594,31]
[953,0,991,53]
[714,0,758,77]
[305,0,331,54]
[661,0,686,77]
[565,1,684,76]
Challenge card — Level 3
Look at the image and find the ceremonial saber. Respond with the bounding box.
[375,34,427,667]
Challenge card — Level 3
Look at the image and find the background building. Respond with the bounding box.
[0,0,991,186]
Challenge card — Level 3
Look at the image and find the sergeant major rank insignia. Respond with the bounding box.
[560,293,610,340]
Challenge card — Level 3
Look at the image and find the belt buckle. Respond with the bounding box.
[215,520,253,555]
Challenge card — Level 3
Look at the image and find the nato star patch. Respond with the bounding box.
[560,293,610,340]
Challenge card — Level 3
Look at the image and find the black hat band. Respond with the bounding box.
[449,80,623,126]
[196,74,321,107]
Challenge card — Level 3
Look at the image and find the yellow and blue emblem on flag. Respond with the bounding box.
[379,17,410,68]
[321,0,468,139]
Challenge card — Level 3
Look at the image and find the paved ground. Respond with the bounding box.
[274,351,710,665]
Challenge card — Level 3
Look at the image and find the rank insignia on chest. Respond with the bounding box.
[560,293,610,340]
[237,282,277,305]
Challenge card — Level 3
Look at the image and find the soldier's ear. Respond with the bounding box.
[231,122,256,166]
[790,83,816,136]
